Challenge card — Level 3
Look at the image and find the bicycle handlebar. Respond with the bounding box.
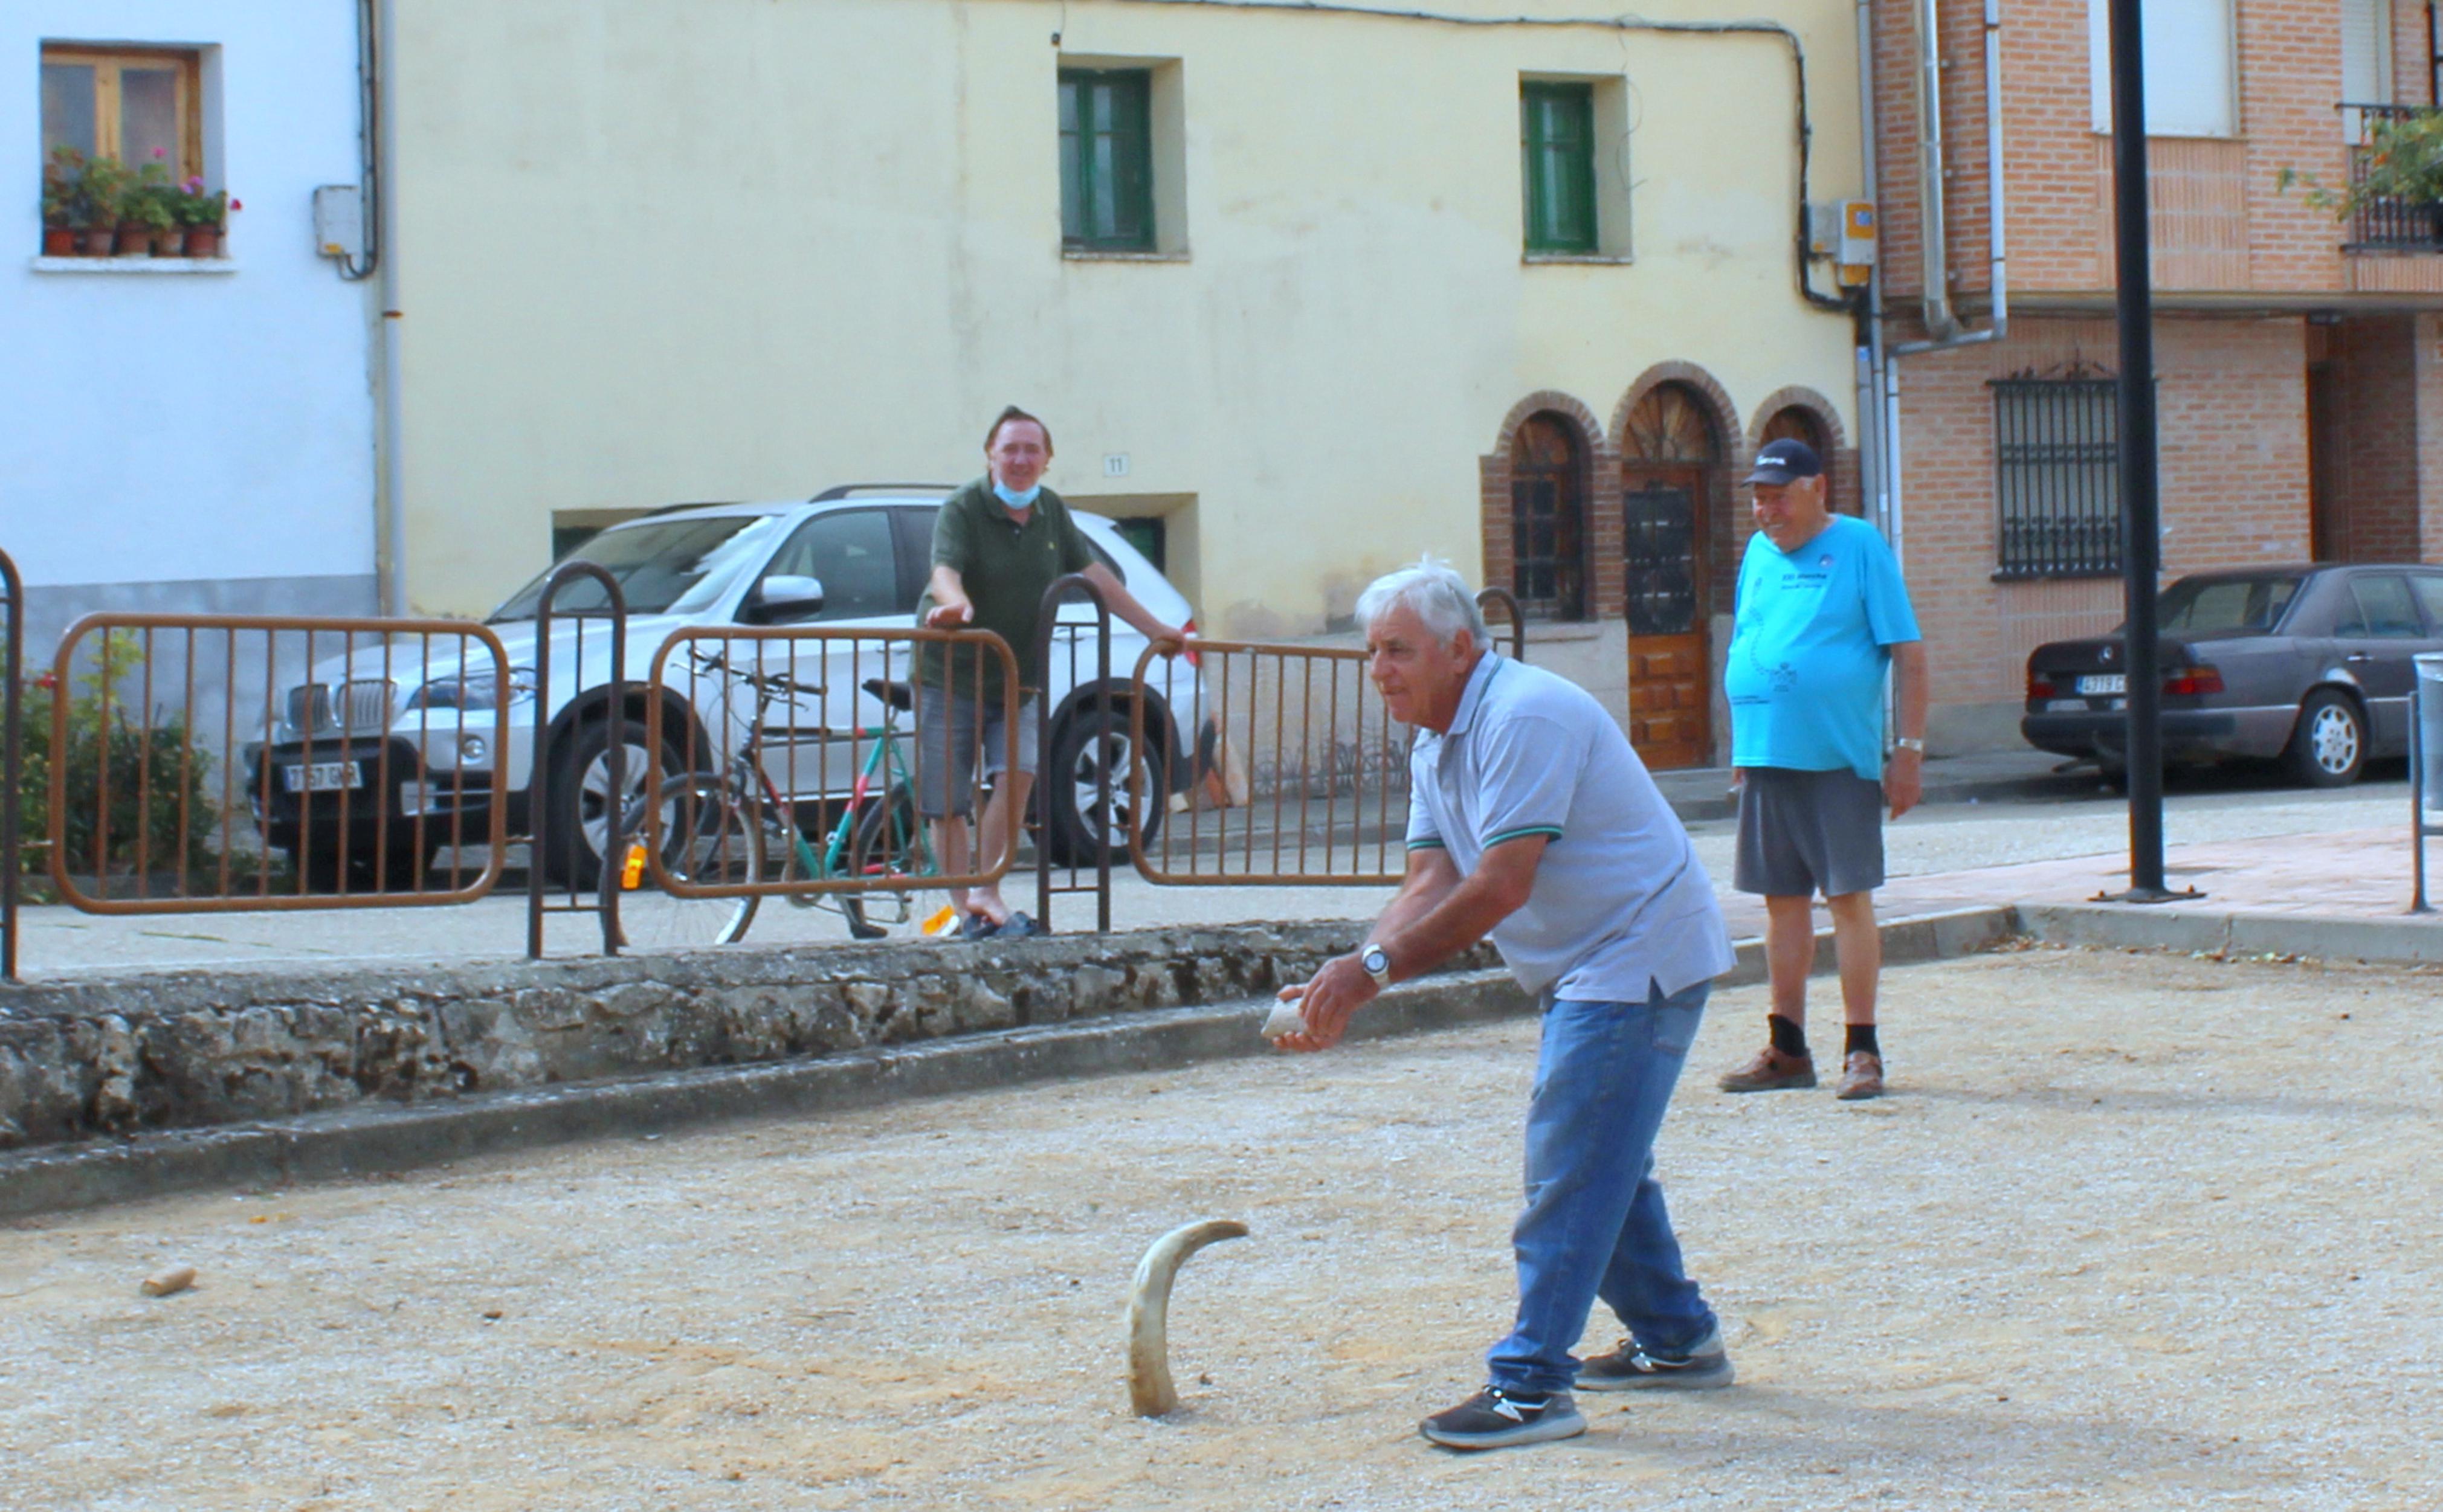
[686,647,826,700]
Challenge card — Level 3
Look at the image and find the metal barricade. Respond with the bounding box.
[1128,638,1409,886]
[45,614,511,913]
[526,562,627,957]
[1032,573,1116,934]
[1474,585,1527,663]
[640,627,1022,928]
[1,548,22,979]
[2412,653,2443,913]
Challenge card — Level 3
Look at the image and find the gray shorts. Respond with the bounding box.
[1733,767,1886,898]
[913,686,1041,819]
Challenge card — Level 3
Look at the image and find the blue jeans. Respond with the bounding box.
[1486,978,1717,1396]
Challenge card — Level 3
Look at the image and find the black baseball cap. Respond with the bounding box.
[1745,438,1823,486]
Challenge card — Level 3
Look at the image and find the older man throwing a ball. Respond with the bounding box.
[1277,558,1735,1451]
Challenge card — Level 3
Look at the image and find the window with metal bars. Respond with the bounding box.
[1059,69,1155,252]
[1992,377,2122,580]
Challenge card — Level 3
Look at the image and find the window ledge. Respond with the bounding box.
[31,256,237,275]
[1523,252,1634,266]
[1522,620,1605,643]
[1062,247,1189,263]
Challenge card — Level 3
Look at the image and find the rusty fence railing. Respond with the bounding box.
[525,561,627,958]
[639,626,1022,938]
[1,548,22,979]
[42,613,512,913]
[1476,585,1526,662]
[1128,638,1411,886]
[1031,573,1120,935]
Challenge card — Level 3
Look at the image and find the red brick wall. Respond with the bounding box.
[2325,315,2422,561]
[1895,314,2311,712]
[1873,0,2361,304]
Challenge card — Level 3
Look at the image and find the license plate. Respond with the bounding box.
[282,760,363,793]
[2075,674,2126,695]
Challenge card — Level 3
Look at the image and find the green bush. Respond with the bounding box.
[10,631,222,890]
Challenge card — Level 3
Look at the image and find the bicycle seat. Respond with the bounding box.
[862,677,915,712]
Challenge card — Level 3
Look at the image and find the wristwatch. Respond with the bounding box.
[1360,942,1393,988]
[1893,736,1926,754]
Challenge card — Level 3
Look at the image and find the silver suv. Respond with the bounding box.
[251,485,1201,886]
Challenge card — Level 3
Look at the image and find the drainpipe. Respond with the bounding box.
[1856,0,1890,543]
[375,0,407,617]
[1891,0,2007,358]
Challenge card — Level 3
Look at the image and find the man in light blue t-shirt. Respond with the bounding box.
[1718,439,1928,1102]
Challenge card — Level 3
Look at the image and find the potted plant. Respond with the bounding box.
[125,162,182,256]
[39,150,78,256]
[176,181,234,258]
[2280,109,2443,243]
[70,152,129,256]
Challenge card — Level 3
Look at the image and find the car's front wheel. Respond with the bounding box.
[2283,689,2366,788]
[1045,702,1166,866]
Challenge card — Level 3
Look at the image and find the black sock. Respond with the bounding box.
[1767,1014,1808,1058]
[1845,1024,1880,1058]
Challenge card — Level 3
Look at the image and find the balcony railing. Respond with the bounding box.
[2343,103,2443,253]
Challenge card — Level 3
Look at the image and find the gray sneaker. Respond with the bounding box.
[1576,1325,1735,1391]
[1418,1385,1586,1450]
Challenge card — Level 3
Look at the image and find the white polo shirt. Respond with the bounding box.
[1405,653,1734,1003]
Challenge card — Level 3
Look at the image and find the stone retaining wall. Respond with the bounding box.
[0,925,1497,1150]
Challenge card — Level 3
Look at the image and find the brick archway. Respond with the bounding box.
[1748,385,1862,518]
[1479,391,1621,619]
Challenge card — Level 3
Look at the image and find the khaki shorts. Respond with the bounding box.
[913,686,1041,819]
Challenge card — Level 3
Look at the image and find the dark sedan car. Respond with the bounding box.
[2022,564,2443,788]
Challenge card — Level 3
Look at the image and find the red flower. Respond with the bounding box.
[33,672,57,690]
[228,198,243,213]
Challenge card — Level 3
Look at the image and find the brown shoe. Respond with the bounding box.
[1835,1051,1884,1100]
[1717,1045,1816,1093]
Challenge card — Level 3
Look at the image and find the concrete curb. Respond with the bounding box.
[0,907,2019,1219]
[2015,901,2443,965]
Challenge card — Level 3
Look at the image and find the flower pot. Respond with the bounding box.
[79,227,116,256]
[182,226,222,259]
[42,226,77,256]
[113,225,151,256]
[150,225,185,257]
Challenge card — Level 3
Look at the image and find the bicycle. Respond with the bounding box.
[611,648,934,948]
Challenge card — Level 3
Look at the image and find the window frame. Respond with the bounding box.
[1059,68,1158,253]
[40,44,204,179]
[1520,81,1599,254]
[1991,376,2124,582]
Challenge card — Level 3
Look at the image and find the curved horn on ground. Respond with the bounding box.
[1126,1218,1250,1417]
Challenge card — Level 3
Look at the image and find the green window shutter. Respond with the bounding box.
[1059,69,1156,251]
[1521,83,1597,254]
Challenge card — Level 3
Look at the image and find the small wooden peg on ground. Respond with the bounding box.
[140,1266,197,1298]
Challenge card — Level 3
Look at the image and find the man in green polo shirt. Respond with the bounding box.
[917,405,1184,936]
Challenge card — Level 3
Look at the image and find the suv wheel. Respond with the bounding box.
[544,716,666,887]
[1045,704,1165,867]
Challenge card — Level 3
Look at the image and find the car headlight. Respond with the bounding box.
[405,666,535,713]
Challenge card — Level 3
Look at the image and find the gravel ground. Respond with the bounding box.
[3,946,2436,1510]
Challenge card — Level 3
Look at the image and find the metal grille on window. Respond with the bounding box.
[1992,377,2120,580]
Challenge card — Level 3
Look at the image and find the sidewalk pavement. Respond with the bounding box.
[1652,746,2099,822]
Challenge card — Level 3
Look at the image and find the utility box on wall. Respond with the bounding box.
[313,184,364,262]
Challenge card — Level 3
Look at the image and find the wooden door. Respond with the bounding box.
[1624,466,1711,768]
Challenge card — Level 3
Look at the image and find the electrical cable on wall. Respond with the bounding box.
[338,0,380,281]
[1106,0,1856,312]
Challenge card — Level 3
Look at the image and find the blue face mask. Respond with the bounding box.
[992,478,1041,509]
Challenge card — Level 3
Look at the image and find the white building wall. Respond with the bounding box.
[0,0,377,660]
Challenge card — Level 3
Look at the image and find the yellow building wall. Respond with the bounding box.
[393,0,1865,632]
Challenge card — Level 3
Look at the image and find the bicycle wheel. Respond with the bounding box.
[616,777,761,950]
[842,782,923,939]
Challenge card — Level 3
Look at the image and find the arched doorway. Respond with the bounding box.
[1509,413,1589,620]
[1761,405,1848,515]
[1620,383,1722,770]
